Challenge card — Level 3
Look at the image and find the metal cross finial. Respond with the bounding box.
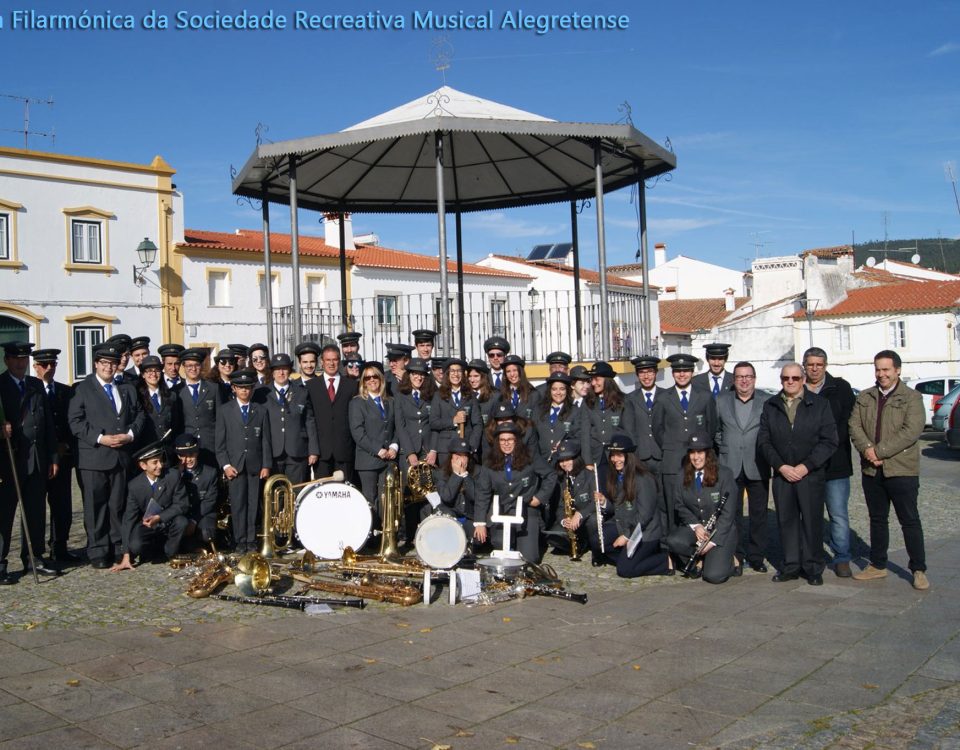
[430,35,454,85]
[617,101,634,126]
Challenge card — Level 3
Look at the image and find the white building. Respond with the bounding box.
[611,242,749,300]
[0,147,183,381]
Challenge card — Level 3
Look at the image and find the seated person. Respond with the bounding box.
[174,434,220,547]
[429,437,478,543]
[551,438,599,560]
[112,440,190,571]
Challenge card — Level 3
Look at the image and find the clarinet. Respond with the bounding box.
[212,593,366,609]
[682,491,731,578]
[521,580,588,605]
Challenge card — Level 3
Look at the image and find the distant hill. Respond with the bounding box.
[854,237,960,274]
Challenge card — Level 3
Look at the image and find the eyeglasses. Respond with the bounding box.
[251,356,267,362]
[34,362,54,368]
[363,375,381,381]
[735,374,755,380]
[346,363,361,369]
[488,352,505,358]
[780,375,803,383]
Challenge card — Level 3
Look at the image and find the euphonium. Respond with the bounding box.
[260,470,345,558]
[406,463,436,502]
[378,464,404,563]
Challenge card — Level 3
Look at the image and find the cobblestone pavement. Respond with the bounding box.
[0,439,956,748]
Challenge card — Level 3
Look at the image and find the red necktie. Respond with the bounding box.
[327,378,336,402]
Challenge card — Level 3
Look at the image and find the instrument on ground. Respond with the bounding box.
[477,555,526,583]
[329,546,425,579]
[295,480,371,560]
[562,477,581,561]
[183,552,235,598]
[406,463,436,502]
[593,469,605,554]
[414,513,467,569]
[261,470,345,558]
[211,593,365,610]
[234,551,277,595]
[293,572,422,606]
[473,578,588,605]
[682,492,731,578]
[378,464,411,563]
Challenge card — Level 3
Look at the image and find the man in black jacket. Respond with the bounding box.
[758,362,838,585]
[803,347,857,577]
[306,344,358,482]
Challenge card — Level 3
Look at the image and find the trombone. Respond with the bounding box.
[260,470,344,558]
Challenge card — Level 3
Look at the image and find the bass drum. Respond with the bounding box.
[294,482,371,560]
[414,513,467,569]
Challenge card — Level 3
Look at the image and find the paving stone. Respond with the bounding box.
[71,653,168,683]
[0,702,66,742]
[434,725,556,750]
[160,679,271,723]
[206,704,335,747]
[616,698,734,742]
[0,724,116,750]
[28,636,121,666]
[129,724,258,749]
[348,703,468,748]
[0,650,58,679]
[481,704,604,746]
[288,685,400,724]
[411,682,526,723]
[78,703,200,749]
[32,681,147,723]
[279,726,407,749]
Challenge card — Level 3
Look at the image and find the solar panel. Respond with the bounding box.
[546,242,573,260]
[527,244,552,260]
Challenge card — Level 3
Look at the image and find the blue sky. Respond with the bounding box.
[2,1,958,271]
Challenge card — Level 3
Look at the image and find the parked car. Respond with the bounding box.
[946,396,960,449]
[932,382,960,432]
[903,376,960,426]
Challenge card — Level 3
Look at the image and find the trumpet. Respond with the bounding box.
[260,470,344,558]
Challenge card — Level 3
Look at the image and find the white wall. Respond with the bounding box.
[638,255,747,299]
[751,256,804,307]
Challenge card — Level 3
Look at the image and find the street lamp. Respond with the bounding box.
[133,237,158,285]
[800,297,819,349]
[527,287,540,361]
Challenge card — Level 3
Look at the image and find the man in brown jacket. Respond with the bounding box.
[848,350,928,590]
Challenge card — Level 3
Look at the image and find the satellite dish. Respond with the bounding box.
[911,253,921,265]
[866,257,877,267]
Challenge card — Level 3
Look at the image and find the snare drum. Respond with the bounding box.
[294,482,371,559]
[414,513,467,569]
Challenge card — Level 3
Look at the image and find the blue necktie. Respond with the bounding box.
[114,374,123,386]
[103,382,114,407]
[599,396,606,412]
[696,471,703,491]
[190,383,199,405]
[511,389,519,409]
[505,456,512,481]
[278,387,287,406]
[17,380,25,397]
[617,472,624,485]
[712,377,720,398]
[47,383,55,402]
[241,404,249,424]
[550,406,559,425]
[680,390,689,412]
[645,391,653,409]
[151,393,161,412]
[494,373,501,389]
[374,396,385,419]
[453,392,460,408]
[413,391,420,407]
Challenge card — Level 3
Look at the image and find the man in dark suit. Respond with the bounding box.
[758,362,838,585]
[294,342,321,390]
[307,343,358,482]
[692,343,734,399]
[124,336,151,382]
[652,353,717,534]
[260,353,319,485]
[484,336,510,389]
[215,369,271,552]
[174,434,220,546]
[176,348,219,468]
[31,348,80,564]
[716,361,771,573]
[623,355,666,476]
[67,342,144,568]
[111,440,191,570]
[104,334,136,386]
[534,351,572,399]
[412,329,437,362]
[0,342,60,583]
[384,343,412,396]
[157,343,185,390]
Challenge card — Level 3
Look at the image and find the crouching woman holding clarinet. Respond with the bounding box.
[594,435,673,577]
[665,432,738,583]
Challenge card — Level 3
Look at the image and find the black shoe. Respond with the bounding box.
[0,569,15,585]
[807,574,824,586]
[90,559,111,570]
[772,572,799,582]
[682,565,702,579]
[51,549,82,564]
[750,562,768,573]
[732,559,743,577]
[24,561,60,576]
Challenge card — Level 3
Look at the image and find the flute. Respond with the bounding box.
[593,468,605,554]
[212,593,366,609]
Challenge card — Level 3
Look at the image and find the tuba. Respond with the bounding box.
[406,463,436,502]
[378,464,405,563]
[260,470,345,558]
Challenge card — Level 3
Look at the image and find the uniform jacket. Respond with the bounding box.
[672,464,738,548]
[177,380,219,453]
[475,393,500,427]
[652,386,717,475]
[139,388,181,448]
[812,372,856,480]
[531,402,584,464]
[349,394,397,471]
[215,400,272,474]
[692,370,734,396]
[68,374,144,471]
[430,391,483,455]
[584,400,626,464]
[180,462,219,529]
[848,381,924,477]
[394,390,437,459]
[622,387,667,463]
[606,471,662,542]
[260,384,320,460]
[475,454,557,521]
[501,387,541,421]
[757,389,838,474]
[122,467,190,548]
[560,468,604,523]
[0,372,58,477]
[435,468,476,519]
[42,379,74,459]
[716,390,771,481]
[306,374,358,462]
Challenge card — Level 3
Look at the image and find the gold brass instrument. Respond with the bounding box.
[334,546,425,579]
[561,477,581,561]
[182,552,235,598]
[406,463,436,502]
[234,552,276,595]
[378,464,406,563]
[260,470,345,558]
[292,571,422,606]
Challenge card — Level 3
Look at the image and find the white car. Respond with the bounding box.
[904,376,960,426]
[932,382,960,432]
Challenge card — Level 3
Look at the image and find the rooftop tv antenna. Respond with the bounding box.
[430,36,453,85]
[750,231,770,258]
[0,93,54,149]
[946,162,960,219]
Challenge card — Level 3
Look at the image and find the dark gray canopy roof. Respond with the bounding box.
[232,86,676,213]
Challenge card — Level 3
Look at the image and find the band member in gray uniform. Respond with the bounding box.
[553,439,601,560]
[431,437,478,541]
[337,332,362,362]
[157,343,184,390]
[430,358,482,466]
[349,362,398,507]
[216,369,272,553]
[593,435,671,576]
[174,434,220,545]
[210,349,238,404]
[534,351,572,399]
[622,355,666,478]
[532,373,583,464]
[249,343,271,386]
[484,402,537,458]
[384,343,413,396]
[412,329,437,362]
[475,422,556,563]
[584,361,626,466]
[499,354,540,420]
[467,359,500,432]
[394,358,437,469]
[692,342,734,398]
[135,355,180,450]
[69,342,145,568]
[260,353,319,486]
[665,432,738,583]
[483,336,510,389]
[652,353,717,534]
[177,348,219,469]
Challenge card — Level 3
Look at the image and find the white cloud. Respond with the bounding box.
[929,42,960,57]
[649,218,726,233]
[463,211,554,238]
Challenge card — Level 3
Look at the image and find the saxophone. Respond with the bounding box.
[562,477,581,561]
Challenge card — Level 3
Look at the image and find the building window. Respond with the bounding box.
[73,326,104,379]
[306,274,326,305]
[490,299,507,337]
[835,325,851,352]
[376,295,398,326]
[888,320,906,348]
[0,214,8,260]
[258,271,280,309]
[208,270,230,307]
[71,220,102,264]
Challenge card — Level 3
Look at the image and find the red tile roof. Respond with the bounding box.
[659,297,750,334]
[178,229,529,278]
[791,279,960,318]
[800,245,854,258]
[489,255,653,289]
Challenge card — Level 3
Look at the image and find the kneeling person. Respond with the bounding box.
[174,435,219,546]
[113,441,190,570]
